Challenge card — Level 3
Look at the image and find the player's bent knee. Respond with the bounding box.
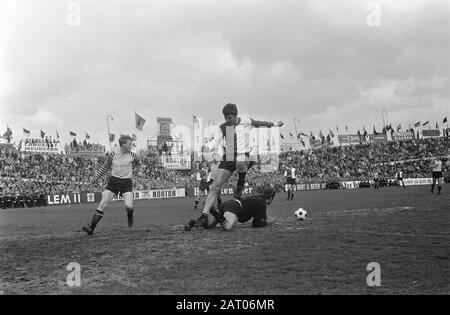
[222,211,237,231]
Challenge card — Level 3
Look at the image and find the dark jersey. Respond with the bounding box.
[219,195,267,227]
[197,168,208,182]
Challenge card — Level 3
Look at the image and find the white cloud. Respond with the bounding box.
[0,0,448,145]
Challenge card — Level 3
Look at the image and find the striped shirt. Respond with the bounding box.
[94,146,140,180]
[206,114,276,155]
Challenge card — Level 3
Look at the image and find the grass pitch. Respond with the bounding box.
[1,186,449,295]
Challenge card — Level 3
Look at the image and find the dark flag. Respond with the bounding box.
[70,131,77,137]
[135,112,146,131]
[414,121,421,128]
[329,130,335,138]
[396,124,401,132]
[444,117,448,123]
[23,128,30,136]
[435,122,439,130]
[280,133,285,139]
[41,130,45,138]
[3,126,12,142]
[85,132,90,139]
[422,121,429,126]
[56,130,60,139]
[109,133,115,142]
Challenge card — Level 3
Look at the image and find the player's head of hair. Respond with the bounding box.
[262,187,276,204]
[119,134,133,147]
[222,103,238,117]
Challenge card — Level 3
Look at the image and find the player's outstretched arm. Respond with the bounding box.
[93,153,113,181]
[205,127,224,151]
[250,119,284,128]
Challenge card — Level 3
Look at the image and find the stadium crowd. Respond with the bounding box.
[1,137,449,208]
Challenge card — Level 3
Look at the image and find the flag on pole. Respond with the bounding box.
[329,130,335,138]
[289,131,293,138]
[301,132,309,137]
[318,130,324,139]
[56,130,60,139]
[109,133,115,142]
[193,115,200,128]
[70,131,77,137]
[40,130,45,138]
[280,133,285,139]
[444,117,448,124]
[396,124,401,132]
[423,121,429,126]
[135,112,146,131]
[23,128,30,136]
[414,121,421,128]
[85,132,90,139]
[435,122,439,130]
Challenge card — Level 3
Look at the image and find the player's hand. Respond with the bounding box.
[277,121,284,127]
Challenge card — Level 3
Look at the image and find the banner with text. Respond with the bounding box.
[392,131,414,141]
[161,155,191,170]
[338,134,363,146]
[421,129,441,138]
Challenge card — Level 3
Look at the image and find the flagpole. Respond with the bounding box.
[294,117,300,141]
[381,110,387,129]
[107,114,113,149]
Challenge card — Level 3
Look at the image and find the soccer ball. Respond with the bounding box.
[294,208,307,220]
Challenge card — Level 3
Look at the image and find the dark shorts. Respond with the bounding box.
[219,153,255,173]
[286,178,296,185]
[432,171,443,179]
[374,178,379,182]
[199,180,213,191]
[397,177,403,181]
[106,176,133,195]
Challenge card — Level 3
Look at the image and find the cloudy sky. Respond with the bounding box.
[0,0,449,149]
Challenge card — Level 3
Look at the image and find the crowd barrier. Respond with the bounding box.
[284,178,437,191]
[28,178,442,208]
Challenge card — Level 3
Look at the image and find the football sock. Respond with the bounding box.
[237,172,246,187]
[194,199,199,209]
[287,191,291,200]
[431,184,435,193]
[217,195,222,207]
[438,186,442,194]
[90,210,104,231]
[126,207,134,227]
[210,208,226,224]
[291,193,294,200]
